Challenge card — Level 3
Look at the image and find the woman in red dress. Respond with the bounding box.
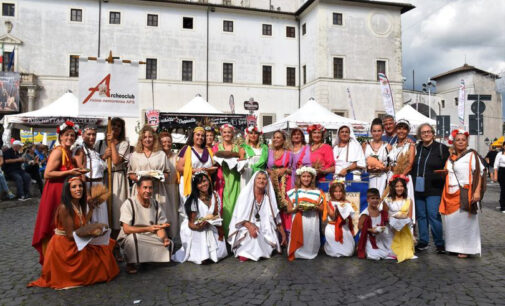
[28,176,119,289]
[307,124,335,181]
[32,121,86,264]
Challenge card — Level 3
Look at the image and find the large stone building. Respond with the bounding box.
[0,0,414,141]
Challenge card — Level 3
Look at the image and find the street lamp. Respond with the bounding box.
[484,137,490,146]
[422,80,436,119]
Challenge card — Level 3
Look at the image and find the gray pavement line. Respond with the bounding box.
[358,288,385,300]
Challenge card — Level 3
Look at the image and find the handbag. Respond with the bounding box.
[415,145,431,192]
[450,152,480,214]
[415,176,425,192]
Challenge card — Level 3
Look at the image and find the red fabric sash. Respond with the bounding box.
[357,210,388,259]
[288,211,304,261]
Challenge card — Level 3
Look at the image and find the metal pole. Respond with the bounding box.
[477,95,480,153]
[206,8,209,101]
[98,0,101,58]
[428,87,431,119]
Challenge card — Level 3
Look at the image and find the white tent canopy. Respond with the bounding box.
[3,92,107,131]
[176,94,223,114]
[395,104,436,132]
[262,98,368,133]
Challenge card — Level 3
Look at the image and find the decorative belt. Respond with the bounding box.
[54,228,66,236]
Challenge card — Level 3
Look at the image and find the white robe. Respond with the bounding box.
[443,152,483,255]
[324,201,355,257]
[387,142,416,222]
[364,142,389,196]
[173,192,228,264]
[360,208,394,260]
[81,145,108,225]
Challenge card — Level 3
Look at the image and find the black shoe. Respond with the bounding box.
[415,242,429,251]
[436,246,446,254]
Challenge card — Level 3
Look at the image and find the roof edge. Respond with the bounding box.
[431,64,500,80]
[296,0,415,15]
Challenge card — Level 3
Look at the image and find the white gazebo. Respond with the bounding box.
[262,98,368,133]
[176,94,223,114]
[395,104,436,133]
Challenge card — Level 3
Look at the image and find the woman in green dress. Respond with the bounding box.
[239,125,268,189]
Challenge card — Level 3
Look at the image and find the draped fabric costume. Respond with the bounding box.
[357,208,393,260]
[164,152,181,242]
[117,198,172,263]
[32,146,75,264]
[309,144,335,181]
[267,149,293,232]
[333,124,366,178]
[28,206,119,289]
[324,201,355,257]
[240,143,268,189]
[213,143,241,235]
[439,151,483,255]
[173,191,227,264]
[228,171,282,261]
[96,140,130,231]
[286,188,327,260]
[81,145,108,224]
[385,198,415,263]
[387,142,416,221]
[178,145,214,215]
[364,142,389,196]
[128,151,172,234]
[290,145,312,189]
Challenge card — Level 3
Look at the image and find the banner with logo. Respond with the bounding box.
[158,113,247,132]
[458,79,466,127]
[378,73,395,116]
[78,59,139,117]
[0,72,20,113]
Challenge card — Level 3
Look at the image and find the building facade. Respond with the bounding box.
[0,0,413,142]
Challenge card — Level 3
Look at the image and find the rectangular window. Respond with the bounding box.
[146,58,157,79]
[333,57,343,79]
[70,9,82,22]
[2,3,14,17]
[183,17,193,29]
[333,12,343,25]
[109,12,120,24]
[69,55,79,77]
[334,111,347,117]
[147,14,158,27]
[376,112,387,120]
[441,100,445,108]
[262,24,272,36]
[286,26,295,38]
[223,63,233,83]
[2,51,13,71]
[262,65,272,85]
[454,97,459,106]
[223,0,232,5]
[302,23,306,35]
[262,115,274,127]
[286,67,296,87]
[223,20,233,32]
[376,60,386,81]
[182,61,193,81]
[303,65,307,84]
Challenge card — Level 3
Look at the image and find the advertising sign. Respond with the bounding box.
[0,72,20,113]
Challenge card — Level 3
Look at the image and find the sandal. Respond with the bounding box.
[114,246,124,262]
[126,264,138,274]
[457,254,468,258]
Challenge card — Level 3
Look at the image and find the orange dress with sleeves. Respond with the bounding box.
[28,206,119,289]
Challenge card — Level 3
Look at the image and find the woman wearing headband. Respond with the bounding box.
[29,176,119,289]
[177,126,216,214]
[240,125,268,188]
[173,172,227,264]
[228,171,286,261]
[363,118,389,196]
[439,129,484,258]
[307,124,335,181]
[32,120,88,264]
[212,124,241,235]
[290,128,312,189]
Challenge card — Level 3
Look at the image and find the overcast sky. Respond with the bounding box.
[386,0,505,92]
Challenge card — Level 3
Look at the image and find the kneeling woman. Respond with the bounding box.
[29,176,119,289]
[286,166,327,261]
[228,171,287,261]
[173,172,227,264]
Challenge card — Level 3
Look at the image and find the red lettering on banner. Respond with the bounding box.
[82,74,111,104]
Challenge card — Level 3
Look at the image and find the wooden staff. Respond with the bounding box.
[106,52,113,227]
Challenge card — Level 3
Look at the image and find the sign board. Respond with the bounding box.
[145,109,160,129]
[469,114,484,135]
[436,115,451,137]
[468,94,492,101]
[78,59,139,117]
[244,99,259,111]
[0,72,20,113]
[158,113,247,131]
[471,101,486,114]
[246,114,257,127]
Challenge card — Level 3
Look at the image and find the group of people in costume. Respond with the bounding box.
[28,114,485,289]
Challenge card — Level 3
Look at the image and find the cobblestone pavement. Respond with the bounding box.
[1,184,505,305]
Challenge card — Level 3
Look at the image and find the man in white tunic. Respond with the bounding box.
[75,126,108,224]
[118,176,172,274]
[228,171,286,261]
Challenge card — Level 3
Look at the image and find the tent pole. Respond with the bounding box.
[106,51,113,227]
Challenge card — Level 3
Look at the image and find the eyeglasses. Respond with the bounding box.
[420,130,433,135]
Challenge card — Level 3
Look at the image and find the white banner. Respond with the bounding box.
[378,73,395,116]
[78,59,139,117]
[458,79,466,127]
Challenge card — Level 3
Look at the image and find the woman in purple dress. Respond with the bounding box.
[290,128,311,189]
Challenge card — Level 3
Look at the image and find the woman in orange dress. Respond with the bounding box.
[32,121,87,264]
[28,176,119,289]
